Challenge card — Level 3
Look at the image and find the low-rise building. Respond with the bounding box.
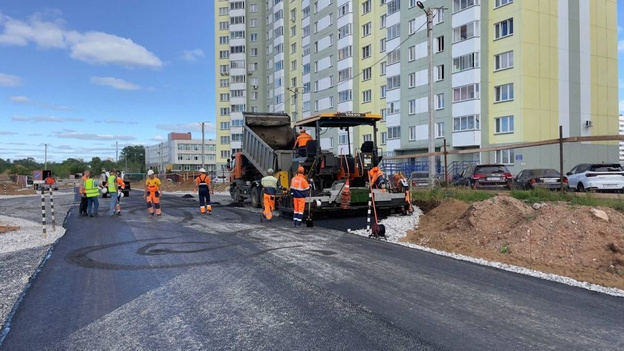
[145,132,218,175]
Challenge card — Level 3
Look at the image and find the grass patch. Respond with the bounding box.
[412,187,495,203]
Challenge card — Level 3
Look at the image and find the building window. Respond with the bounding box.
[435,36,444,53]
[249,4,257,12]
[362,89,372,103]
[495,0,512,8]
[495,115,514,133]
[494,83,514,102]
[220,136,230,144]
[338,67,352,82]
[408,46,416,61]
[387,101,400,114]
[339,134,348,144]
[453,0,479,13]
[387,23,400,40]
[453,115,480,131]
[220,122,230,130]
[380,85,386,98]
[338,24,352,39]
[362,67,372,81]
[495,149,514,165]
[435,65,444,81]
[380,38,386,52]
[435,93,444,110]
[338,45,352,60]
[494,18,514,39]
[408,100,416,115]
[387,126,400,140]
[221,150,230,158]
[220,93,230,102]
[387,0,400,14]
[219,36,229,44]
[380,132,387,145]
[494,51,513,71]
[409,19,416,34]
[362,45,371,58]
[220,108,230,115]
[387,49,400,65]
[453,84,480,102]
[380,61,386,75]
[363,134,372,142]
[435,122,445,138]
[380,14,386,28]
[453,52,479,72]
[338,89,353,102]
[408,126,416,141]
[362,22,372,37]
[452,21,479,43]
[219,22,229,30]
[362,0,371,14]
[380,108,387,121]
[338,3,349,17]
[435,8,445,24]
[387,75,400,90]
[408,73,416,88]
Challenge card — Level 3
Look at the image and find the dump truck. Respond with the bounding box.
[229,112,411,216]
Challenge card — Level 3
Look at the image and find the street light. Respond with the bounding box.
[417,1,436,189]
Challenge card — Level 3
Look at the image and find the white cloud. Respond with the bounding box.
[0,12,162,68]
[53,129,136,141]
[619,40,624,53]
[0,130,18,135]
[90,76,140,90]
[156,122,216,133]
[180,49,205,62]
[0,72,22,86]
[11,115,29,121]
[10,95,30,103]
[11,115,84,123]
[150,136,165,141]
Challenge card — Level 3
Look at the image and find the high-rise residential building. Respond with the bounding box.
[214,0,619,172]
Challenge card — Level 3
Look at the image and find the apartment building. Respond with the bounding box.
[214,0,619,172]
[619,114,624,162]
[145,132,218,174]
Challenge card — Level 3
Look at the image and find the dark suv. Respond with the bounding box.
[455,164,513,190]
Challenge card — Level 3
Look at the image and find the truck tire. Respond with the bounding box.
[233,187,243,206]
[251,187,261,208]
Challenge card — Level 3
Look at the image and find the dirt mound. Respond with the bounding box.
[403,195,624,290]
[0,225,20,234]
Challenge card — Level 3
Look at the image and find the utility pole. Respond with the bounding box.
[201,122,205,169]
[286,86,303,123]
[418,1,436,189]
[44,143,47,169]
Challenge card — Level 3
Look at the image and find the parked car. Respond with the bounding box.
[409,171,437,188]
[566,163,624,192]
[455,164,513,190]
[213,176,228,184]
[513,168,566,190]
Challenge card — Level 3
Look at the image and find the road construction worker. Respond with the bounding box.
[79,170,90,216]
[144,169,162,217]
[294,127,313,157]
[261,168,278,221]
[84,172,101,217]
[194,168,213,214]
[368,166,385,189]
[290,166,310,227]
[107,169,125,216]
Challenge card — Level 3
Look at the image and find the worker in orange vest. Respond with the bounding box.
[144,170,162,217]
[290,166,310,227]
[294,127,313,157]
[194,168,213,214]
[368,166,385,189]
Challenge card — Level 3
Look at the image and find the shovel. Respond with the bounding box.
[305,196,314,227]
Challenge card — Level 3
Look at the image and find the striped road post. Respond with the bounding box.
[41,188,47,239]
[366,192,372,234]
[49,187,56,232]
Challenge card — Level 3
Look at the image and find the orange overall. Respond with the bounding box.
[145,177,162,215]
[290,172,309,227]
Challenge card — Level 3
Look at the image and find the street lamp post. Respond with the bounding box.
[418,1,436,189]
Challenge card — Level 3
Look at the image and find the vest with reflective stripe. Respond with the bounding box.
[108,175,118,192]
[85,179,99,198]
[196,174,209,188]
[290,175,309,198]
[261,175,278,195]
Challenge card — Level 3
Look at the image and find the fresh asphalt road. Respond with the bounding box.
[1,193,623,351]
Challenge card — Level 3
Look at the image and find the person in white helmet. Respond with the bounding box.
[260,168,278,221]
[194,168,213,214]
[144,169,162,216]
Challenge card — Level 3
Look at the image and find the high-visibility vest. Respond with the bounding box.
[290,175,310,198]
[261,175,278,195]
[85,179,99,198]
[108,175,118,193]
[295,133,312,148]
[195,174,210,188]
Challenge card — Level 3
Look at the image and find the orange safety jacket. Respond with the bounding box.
[295,132,312,148]
[290,174,310,198]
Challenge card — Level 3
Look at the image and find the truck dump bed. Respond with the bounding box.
[242,112,295,177]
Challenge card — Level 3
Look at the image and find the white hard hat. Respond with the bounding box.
[101,187,108,194]
[147,170,155,175]
[267,168,274,174]
[118,191,124,198]
[199,168,206,173]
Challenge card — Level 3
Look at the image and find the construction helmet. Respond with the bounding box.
[297,166,305,174]
[199,168,206,173]
[267,168,274,174]
[147,170,155,176]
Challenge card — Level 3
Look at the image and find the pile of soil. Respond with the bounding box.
[0,225,20,234]
[402,195,624,290]
[0,182,36,196]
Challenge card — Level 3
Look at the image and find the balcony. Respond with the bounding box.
[452,130,481,147]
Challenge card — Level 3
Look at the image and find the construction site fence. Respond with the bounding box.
[380,134,624,181]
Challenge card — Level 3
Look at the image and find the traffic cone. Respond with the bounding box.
[340,179,351,209]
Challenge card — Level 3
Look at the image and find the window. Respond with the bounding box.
[380,61,386,75]
[408,100,416,115]
[230,45,245,54]
[219,36,229,44]
[380,14,386,28]
[291,43,297,54]
[409,126,416,141]
[250,19,257,27]
[435,65,444,81]
[495,18,514,39]
[387,126,400,139]
[219,22,229,30]
[362,45,371,58]
[291,25,297,37]
[380,108,387,121]
[290,8,296,20]
[338,24,352,39]
[338,3,349,17]
[380,38,386,52]
[387,100,400,114]
[338,89,353,102]
[408,19,416,34]
[387,0,400,15]
[435,93,444,110]
[339,134,348,144]
[380,132,387,145]
[387,49,400,65]
[380,85,386,98]
[453,115,480,131]
[387,24,400,40]
[495,0,512,8]
[230,16,245,25]
[435,122,445,138]
[220,107,230,115]
[362,67,372,81]
[303,63,310,74]
[408,72,416,88]
[363,134,372,142]
[362,22,372,37]
[494,83,514,102]
[231,75,246,83]
[250,4,257,12]
[362,0,371,14]
[387,75,400,90]
[362,89,372,103]
[494,51,513,71]
[453,84,480,102]
[435,8,445,24]
[453,21,479,43]
[219,79,229,87]
[495,149,514,165]
[453,52,479,72]
[230,31,245,39]
[220,136,230,144]
[220,93,230,102]
[338,68,352,82]
[495,115,514,133]
[291,60,297,71]
[230,1,244,10]
[453,0,478,13]
[338,46,352,60]
[408,46,416,61]
[303,6,310,18]
[435,36,444,53]
[250,48,258,56]
[250,92,258,100]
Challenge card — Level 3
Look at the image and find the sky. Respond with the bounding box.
[0,1,215,163]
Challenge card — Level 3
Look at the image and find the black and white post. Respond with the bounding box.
[49,187,56,232]
[40,188,47,238]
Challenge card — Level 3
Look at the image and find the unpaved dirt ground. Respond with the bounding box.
[0,225,20,234]
[402,195,624,290]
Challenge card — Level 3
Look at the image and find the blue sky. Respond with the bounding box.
[0,1,215,162]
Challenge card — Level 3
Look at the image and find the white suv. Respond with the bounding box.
[566,163,624,192]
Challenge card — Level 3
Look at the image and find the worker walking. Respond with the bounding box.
[261,168,278,222]
[79,170,90,216]
[294,127,313,157]
[144,170,162,217]
[84,172,101,217]
[107,169,125,216]
[290,166,310,227]
[194,168,213,214]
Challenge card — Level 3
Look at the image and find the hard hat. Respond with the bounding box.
[118,191,124,198]
[267,168,274,174]
[199,168,206,173]
[147,170,155,176]
[101,187,108,194]
[297,166,305,174]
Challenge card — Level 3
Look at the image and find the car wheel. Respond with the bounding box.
[577,183,585,192]
[250,187,261,208]
[472,181,479,190]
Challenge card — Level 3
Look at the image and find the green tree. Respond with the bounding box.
[119,145,146,173]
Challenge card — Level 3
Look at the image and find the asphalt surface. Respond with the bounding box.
[1,192,624,350]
